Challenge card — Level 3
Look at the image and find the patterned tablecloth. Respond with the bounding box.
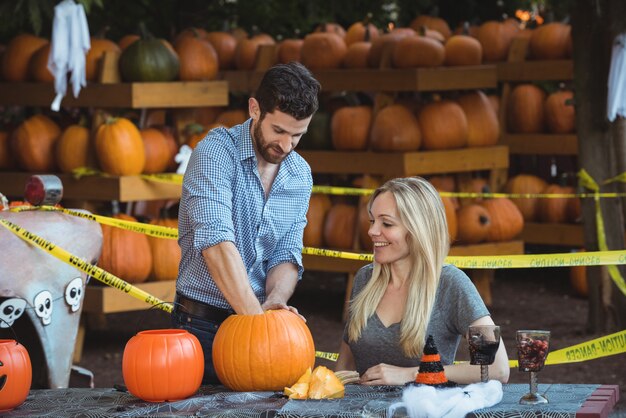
[4,383,607,417]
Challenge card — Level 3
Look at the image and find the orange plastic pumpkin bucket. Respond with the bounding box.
[122,329,204,402]
[0,339,32,412]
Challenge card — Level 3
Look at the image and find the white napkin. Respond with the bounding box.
[607,33,626,122]
[47,0,91,111]
[388,380,504,418]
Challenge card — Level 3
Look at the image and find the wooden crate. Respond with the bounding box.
[0,81,228,108]
[500,134,578,156]
[83,280,176,314]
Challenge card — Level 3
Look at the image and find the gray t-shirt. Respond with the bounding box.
[344,263,489,375]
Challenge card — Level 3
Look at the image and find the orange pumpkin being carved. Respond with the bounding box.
[212,309,315,391]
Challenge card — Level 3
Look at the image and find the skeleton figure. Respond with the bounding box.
[34,290,53,326]
[64,277,83,312]
[0,298,26,328]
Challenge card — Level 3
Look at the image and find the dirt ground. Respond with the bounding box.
[76,264,626,415]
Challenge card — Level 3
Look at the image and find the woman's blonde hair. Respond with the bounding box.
[346,177,450,357]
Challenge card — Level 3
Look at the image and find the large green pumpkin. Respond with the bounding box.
[119,37,180,82]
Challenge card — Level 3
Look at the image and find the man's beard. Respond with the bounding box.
[253,120,289,164]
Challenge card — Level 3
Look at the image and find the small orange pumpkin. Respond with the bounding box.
[175,33,219,81]
[480,198,524,242]
[140,128,171,174]
[506,84,546,134]
[545,90,575,134]
[234,34,276,70]
[538,184,577,223]
[392,34,445,68]
[370,104,422,151]
[529,22,571,60]
[55,124,92,174]
[212,310,315,392]
[276,39,304,64]
[0,340,32,412]
[303,194,332,248]
[301,33,347,70]
[12,114,61,172]
[456,204,491,244]
[123,329,203,402]
[323,203,357,250]
[85,38,121,82]
[409,15,452,40]
[331,105,372,151]
[1,34,48,81]
[345,21,380,46]
[98,213,153,283]
[476,20,520,62]
[504,174,548,221]
[29,43,54,82]
[457,91,499,147]
[444,35,482,66]
[95,117,145,176]
[148,213,181,281]
[418,100,468,150]
[205,31,238,70]
[343,42,372,69]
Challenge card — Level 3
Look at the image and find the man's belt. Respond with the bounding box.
[174,293,234,323]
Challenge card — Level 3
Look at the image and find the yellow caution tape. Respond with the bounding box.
[10,206,178,240]
[141,173,184,184]
[0,218,173,313]
[71,167,107,179]
[578,169,626,296]
[315,351,340,361]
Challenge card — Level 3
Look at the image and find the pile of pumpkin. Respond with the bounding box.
[304,175,525,251]
[0,16,572,85]
[506,84,575,135]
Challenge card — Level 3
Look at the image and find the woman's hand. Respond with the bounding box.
[359,363,417,386]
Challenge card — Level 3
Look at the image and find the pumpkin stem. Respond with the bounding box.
[138,21,153,40]
[417,25,428,37]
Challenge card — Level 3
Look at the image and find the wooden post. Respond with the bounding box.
[571,0,626,331]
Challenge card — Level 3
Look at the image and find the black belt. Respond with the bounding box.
[174,293,233,323]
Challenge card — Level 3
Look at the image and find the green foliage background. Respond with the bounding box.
[0,0,572,44]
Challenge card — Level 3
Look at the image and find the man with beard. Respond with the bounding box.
[173,62,321,384]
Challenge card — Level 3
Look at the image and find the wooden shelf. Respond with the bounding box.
[299,146,509,177]
[0,172,182,202]
[521,222,584,246]
[497,60,573,81]
[0,81,228,108]
[501,134,578,155]
[83,280,176,314]
[221,65,497,92]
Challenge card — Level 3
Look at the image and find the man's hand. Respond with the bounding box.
[359,363,417,386]
[261,298,306,322]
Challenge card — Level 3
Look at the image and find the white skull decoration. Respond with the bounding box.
[34,290,53,326]
[0,298,26,328]
[64,277,83,312]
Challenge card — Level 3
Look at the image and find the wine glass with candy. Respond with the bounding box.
[517,330,550,405]
[468,325,501,383]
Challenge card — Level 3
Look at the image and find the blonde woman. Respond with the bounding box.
[336,177,509,385]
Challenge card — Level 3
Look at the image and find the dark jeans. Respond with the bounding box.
[171,309,223,385]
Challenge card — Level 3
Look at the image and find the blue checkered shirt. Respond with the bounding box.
[176,119,313,310]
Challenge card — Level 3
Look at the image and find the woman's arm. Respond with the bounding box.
[443,315,510,384]
[335,341,356,371]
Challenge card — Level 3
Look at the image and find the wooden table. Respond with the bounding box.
[3,383,619,417]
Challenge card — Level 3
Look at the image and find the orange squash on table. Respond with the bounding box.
[99,213,152,283]
[545,90,575,134]
[538,184,578,223]
[276,39,304,64]
[418,100,468,150]
[55,124,92,174]
[1,33,48,81]
[456,91,499,147]
[392,34,445,68]
[123,329,203,402]
[29,43,54,82]
[205,31,238,70]
[12,114,61,172]
[331,105,372,151]
[148,214,181,281]
[529,22,571,60]
[0,340,32,412]
[370,104,421,151]
[345,21,379,46]
[409,15,452,40]
[480,198,524,242]
[456,204,491,244]
[212,310,315,391]
[303,193,332,248]
[301,32,347,70]
[506,84,546,134]
[444,35,482,66]
[140,128,171,174]
[85,37,121,82]
[95,117,145,175]
[323,203,357,250]
[504,174,548,222]
[476,20,520,62]
[234,34,275,70]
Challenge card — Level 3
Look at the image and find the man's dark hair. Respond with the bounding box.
[254,62,321,120]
